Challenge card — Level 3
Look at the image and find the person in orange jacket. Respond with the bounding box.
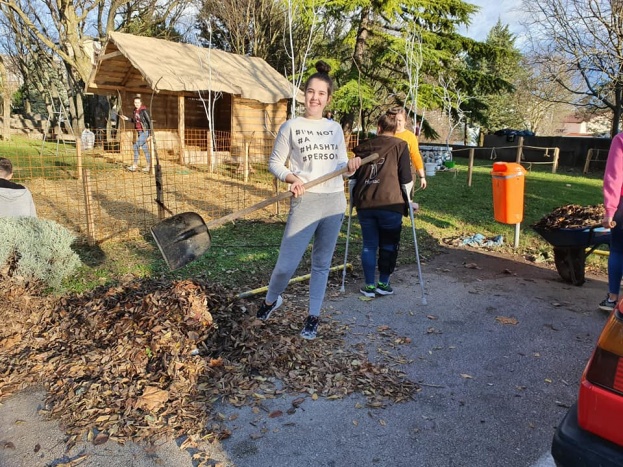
[394,107,427,191]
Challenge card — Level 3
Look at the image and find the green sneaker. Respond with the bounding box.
[360,284,376,298]
[375,282,394,296]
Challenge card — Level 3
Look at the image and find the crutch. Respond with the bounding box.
[406,188,427,305]
[340,179,356,293]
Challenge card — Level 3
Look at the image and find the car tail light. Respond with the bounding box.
[577,305,623,447]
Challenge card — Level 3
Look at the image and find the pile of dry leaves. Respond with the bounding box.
[0,276,418,448]
[533,204,605,230]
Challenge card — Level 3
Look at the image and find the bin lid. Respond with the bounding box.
[491,162,526,176]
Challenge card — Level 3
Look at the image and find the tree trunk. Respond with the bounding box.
[342,7,371,144]
[0,59,10,141]
[611,82,622,138]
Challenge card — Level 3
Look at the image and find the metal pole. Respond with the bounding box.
[408,199,427,305]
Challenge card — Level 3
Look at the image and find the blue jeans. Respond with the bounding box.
[357,209,403,285]
[133,130,151,166]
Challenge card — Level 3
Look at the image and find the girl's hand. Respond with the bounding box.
[603,217,616,229]
[290,179,305,198]
[347,157,362,174]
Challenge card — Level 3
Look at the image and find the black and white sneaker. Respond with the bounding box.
[599,295,617,312]
[300,315,319,340]
[256,295,283,321]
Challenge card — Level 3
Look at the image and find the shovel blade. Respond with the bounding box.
[151,212,211,270]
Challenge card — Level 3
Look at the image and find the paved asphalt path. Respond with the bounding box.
[0,246,608,466]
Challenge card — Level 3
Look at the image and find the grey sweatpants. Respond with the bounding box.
[265,191,346,316]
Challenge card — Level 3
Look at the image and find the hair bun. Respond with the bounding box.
[315,60,331,75]
[386,108,399,116]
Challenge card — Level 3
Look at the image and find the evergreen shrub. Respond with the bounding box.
[0,217,81,289]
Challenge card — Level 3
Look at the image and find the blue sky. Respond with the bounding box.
[458,0,527,42]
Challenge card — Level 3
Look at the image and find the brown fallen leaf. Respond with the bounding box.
[2,441,15,449]
[292,397,306,407]
[93,433,109,446]
[135,386,169,412]
[268,410,283,418]
[495,316,519,325]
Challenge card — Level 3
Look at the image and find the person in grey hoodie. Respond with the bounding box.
[0,157,37,218]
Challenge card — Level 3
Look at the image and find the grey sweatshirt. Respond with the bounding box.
[0,179,37,218]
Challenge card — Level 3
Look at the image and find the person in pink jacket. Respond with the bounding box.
[600,133,623,311]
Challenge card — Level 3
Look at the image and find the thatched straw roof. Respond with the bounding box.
[87,32,301,104]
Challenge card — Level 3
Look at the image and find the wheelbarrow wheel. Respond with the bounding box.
[553,247,586,286]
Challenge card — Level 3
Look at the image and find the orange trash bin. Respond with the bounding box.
[491,162,526,224]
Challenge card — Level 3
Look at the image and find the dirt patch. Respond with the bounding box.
[28,155,287,242]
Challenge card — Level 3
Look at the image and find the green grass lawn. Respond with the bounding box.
[0,135,599,293]
[60,154,607,295]
[0,135,114,180]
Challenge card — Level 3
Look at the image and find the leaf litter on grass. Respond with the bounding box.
[0,275,419,453]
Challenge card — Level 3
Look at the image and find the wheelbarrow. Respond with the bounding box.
[533,224,611,286]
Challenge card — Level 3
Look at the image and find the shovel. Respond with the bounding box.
[151,153,379,270]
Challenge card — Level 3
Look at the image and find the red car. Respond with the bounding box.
[551,304,623,466]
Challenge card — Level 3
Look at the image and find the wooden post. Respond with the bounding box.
[583,149,593,174]
[76,138,83,181]
[244,141,250,183]
[552,147,560,173]
[178,95,185,164]
[273,177,280,216]
[207,130,214,173]
[467,148,475,187]
[515,136,524,163]
[514,223,520,249]
[82,168,96,245]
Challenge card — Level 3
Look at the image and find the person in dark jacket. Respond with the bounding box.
[121,96,152,172]
[351,109,413,297]
[0,157,37,218]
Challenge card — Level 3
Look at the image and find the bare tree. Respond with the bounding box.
[197,0,288,65]
[392,25,425,132]
[0,0,193,131]
[512,57,575,135]
[284,0,324,117]
[523,0,623,136]
[436,75,471,148]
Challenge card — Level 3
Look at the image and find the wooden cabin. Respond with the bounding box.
[86,32,302,167]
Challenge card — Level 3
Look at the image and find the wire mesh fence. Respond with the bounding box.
[3,128,361,244]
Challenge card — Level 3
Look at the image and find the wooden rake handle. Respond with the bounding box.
[206,153,379,229]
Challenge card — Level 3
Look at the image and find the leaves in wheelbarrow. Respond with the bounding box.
[0,276,419,447]
[532,204,605,230]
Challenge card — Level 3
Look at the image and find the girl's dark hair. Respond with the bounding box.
[304,60,334,96]
[377,108,398,134]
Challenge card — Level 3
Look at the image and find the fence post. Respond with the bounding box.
[76,138,83,181]
[82,168,97,245]
[467,148,475,187]
[273,177,280,216]
[207,130,214,173]
[515,136,524,163]
[244,141,250,183]
[552,147,560,173]
[178,95,185,165]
